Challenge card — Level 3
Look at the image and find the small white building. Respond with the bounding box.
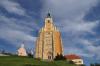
[64,54,84,65]
[17,44,27,56]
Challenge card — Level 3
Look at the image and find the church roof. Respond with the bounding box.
[64,54,81,60]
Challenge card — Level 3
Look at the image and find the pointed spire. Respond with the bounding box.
[21,44,24,48]
[20,41,25,48]
[47,12,51,18]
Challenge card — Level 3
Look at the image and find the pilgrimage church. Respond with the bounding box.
[35,13,63,60]
[17,43,27,56]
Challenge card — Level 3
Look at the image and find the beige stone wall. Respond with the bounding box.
[53,31,63,57]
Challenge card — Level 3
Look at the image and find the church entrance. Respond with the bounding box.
[47,52,52,60]
[48,56,52,59]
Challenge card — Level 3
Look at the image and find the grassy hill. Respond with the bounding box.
[0,56,76,66]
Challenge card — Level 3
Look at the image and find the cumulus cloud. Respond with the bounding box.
[42,0,98,19]
[0,15,37,49]
[0,28,36,44]
[0,0,27,16]
[58,19,99,34]
[0,0,42,51]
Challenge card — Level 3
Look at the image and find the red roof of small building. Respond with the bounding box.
[64,54,81,60]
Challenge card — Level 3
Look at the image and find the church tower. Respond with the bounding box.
[35,13,63,60]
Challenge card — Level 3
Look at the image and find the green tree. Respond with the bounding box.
[54,54,66,60]
[90,64,95,66]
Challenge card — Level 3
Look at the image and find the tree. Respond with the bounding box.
[90,64,95,66]
[90,63,100,66]
[54,54,66,60]
[68,60,74,64]
[95,63,100,66]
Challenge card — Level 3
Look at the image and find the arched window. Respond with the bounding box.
[48,20,50,23]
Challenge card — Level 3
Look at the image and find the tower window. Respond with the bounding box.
[48,20,50,23]
[48,32,50,34]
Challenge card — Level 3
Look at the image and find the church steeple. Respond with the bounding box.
[44,13,53,31]
[35,13,63,60]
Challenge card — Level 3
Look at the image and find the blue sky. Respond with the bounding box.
[0,0,100,65]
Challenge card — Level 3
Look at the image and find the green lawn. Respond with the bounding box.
[0,56,76,66]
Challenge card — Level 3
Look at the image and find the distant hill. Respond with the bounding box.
[0,56,76,66]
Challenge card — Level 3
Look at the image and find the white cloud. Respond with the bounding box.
[0,0,39,50]
[42,0,99,34]
[64,47,94,58]
[0,0,27,16]
[80,39,100,60]
[59,19,99,34]
[42,0,98,19]
[0,15,37,49]
[0,28,36,43]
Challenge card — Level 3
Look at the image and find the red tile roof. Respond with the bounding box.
[64,54,81,60]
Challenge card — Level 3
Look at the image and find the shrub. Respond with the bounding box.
[68,60,74,64]
[54,54,66,60]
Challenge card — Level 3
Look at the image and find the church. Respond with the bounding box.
[17,43,27,56]
[34,13,63,60]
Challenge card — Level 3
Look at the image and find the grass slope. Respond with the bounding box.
[0,56,76,66]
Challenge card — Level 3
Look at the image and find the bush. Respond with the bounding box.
[90,64,95,66]
[28,53,33,58]
[90,63,100,66]
[95,63,100,66]
[54,54,66,60]
[79,64,85,66]
[68,60,74,64]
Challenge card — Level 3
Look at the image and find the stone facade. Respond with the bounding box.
[35,13,63,60]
